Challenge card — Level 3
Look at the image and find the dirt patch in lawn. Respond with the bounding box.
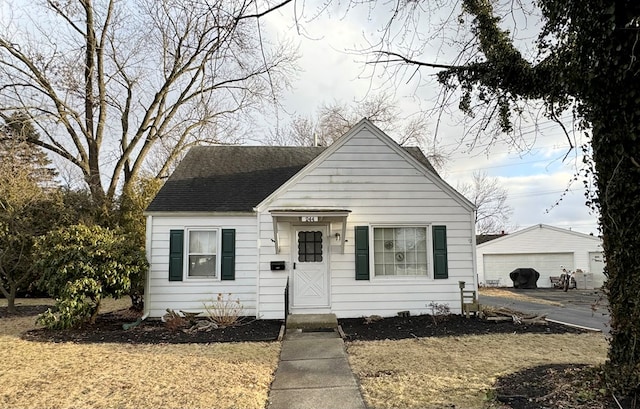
[0,303,49,317]
[494,364,625,409]
[0,299,281,409]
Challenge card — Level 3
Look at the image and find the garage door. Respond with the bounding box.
[484,253,574,288]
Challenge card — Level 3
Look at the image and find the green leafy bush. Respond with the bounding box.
[34,224,148,329]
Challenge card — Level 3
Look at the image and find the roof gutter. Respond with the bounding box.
[143,210,256,217]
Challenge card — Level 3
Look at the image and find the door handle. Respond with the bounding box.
[293,262,296,269]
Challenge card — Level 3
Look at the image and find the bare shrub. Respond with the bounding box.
[203,293,246,328]
[427,302,451,326]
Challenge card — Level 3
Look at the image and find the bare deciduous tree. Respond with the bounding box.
[457,171,513,234]
[0,0,298,209]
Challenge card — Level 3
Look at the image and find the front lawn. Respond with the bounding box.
[0,298,280,409]
[2,298,615,409]
[346,327,609,408]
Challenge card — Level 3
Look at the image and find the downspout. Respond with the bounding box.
[123,314,147,330]
[254,208,261,319]
[144,214,153,318]
[470,209,479,291]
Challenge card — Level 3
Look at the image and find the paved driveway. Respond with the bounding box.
[479,288,610,333]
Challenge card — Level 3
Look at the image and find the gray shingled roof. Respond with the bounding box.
[146,145,438,213]
[476,233,507,245]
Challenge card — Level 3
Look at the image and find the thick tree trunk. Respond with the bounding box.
[86,141,107,206]
[590,3,640,397]
[129,292,144,312]
[592,108,640,398]
[6,285,17,314]
[1,280,18,314]
[89,298,101,324]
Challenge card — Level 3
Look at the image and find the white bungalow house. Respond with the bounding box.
[144,119,476,319]
[477,224,605,289]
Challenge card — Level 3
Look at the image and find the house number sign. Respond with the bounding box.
[301,216,319,222]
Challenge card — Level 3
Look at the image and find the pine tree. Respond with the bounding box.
[0,112,58,189]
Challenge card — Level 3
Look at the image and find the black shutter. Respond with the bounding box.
[169,230,184,281]
[432,225,448,279]
[221,229,236,281]
[355,226,370,280]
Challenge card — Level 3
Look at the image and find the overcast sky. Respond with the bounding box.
[261,1,600,236]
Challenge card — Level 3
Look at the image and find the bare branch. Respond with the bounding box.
[238,0,293,20]
[370,51,462,70]
[458,170,513,234]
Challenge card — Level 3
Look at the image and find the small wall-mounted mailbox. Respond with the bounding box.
[270,261,286,271]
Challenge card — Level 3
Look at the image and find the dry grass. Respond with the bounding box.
[479,287,563,306]
[347,332,608,409]
[0,298,280,409]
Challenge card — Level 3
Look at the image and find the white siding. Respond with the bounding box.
[256,127,476,319]
[145,215,257,318]
[587,252,606,288]
[477,225,604,289]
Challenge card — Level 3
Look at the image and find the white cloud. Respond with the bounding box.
[263,11,377,118]
[442,141,598,235]
[501,173,598,235]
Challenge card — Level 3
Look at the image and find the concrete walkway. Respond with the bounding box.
[266,331,367,409]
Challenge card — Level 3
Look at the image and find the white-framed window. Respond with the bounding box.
[297,230,324,262]
[187,229,218,278]
[373,226,428,276]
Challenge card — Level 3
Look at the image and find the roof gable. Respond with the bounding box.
[146,119,464,213]
[476,233,507,244]
[256,118,474,212]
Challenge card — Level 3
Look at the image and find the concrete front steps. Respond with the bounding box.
[285,313,338,332]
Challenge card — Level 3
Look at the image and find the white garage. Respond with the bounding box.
[483,253,574,288]
[477,224,605,289]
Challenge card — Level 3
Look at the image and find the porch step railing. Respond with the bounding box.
[284,276,290,323]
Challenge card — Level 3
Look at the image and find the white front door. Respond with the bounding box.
[292,226,329,309]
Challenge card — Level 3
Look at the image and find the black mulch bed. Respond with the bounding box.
[18,308,590,344]
[22,309,283,344]
[338,313,589,341]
